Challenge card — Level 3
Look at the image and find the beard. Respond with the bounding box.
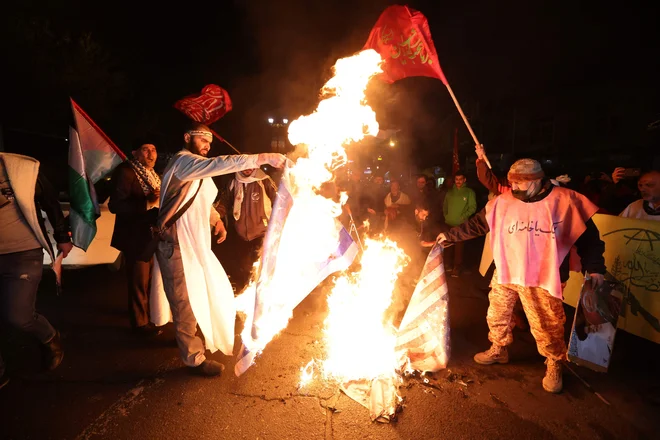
[187,140,209,157]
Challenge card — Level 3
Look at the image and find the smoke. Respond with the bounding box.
[226,0,457,176]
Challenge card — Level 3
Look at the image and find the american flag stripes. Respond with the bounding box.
[396,244,450,372]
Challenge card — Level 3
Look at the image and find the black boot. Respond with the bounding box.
[41,331,64,371]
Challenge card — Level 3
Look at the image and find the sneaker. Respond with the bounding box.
[473,344,509,365]
[189,360,225,377]
[41,331,64,371]
[542,359,563,393]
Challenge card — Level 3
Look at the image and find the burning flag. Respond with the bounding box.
[235,49,383,376]
[322,238,409,422]
[363,5,447,84]
[235,45,450,421]
[236,166,359,376]
[69,99,125,250]
[395,244,450,372]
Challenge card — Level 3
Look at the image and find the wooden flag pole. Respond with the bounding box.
[209,128,242,154]
[444,84,492,169]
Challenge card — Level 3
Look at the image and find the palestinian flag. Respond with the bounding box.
[68,98,125,250]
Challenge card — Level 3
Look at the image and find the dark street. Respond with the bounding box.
[1,252,658,440]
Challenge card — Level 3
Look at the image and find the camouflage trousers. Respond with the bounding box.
[488,270,567,361]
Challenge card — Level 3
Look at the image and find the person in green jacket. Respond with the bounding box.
[443,170,476,276]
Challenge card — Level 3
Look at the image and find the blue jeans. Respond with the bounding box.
[0,248,56,375]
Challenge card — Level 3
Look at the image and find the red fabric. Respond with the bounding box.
[452,127,460,175]
[363,5,447,84]
[174,85,232,124]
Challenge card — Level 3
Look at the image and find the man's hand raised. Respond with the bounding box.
[475,144,486,161]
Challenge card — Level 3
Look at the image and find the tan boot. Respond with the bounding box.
[542,359,563,393]
[473,344,509,365]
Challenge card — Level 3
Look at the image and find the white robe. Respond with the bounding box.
[151,151,260,355]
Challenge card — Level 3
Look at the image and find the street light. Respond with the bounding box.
[389,139,396,147]
[268,117,274,124]
[283,118,288,124]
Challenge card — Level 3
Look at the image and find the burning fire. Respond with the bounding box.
[287,49,383,190]
[238,50,413,411]
[322,238,409,381]
[238,49,384,349]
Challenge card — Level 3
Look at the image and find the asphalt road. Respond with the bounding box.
[1,249,659,440]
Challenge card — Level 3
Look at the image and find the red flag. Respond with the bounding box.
[363,5,447,84]
[452,127,460,175]
[174,84,232,124]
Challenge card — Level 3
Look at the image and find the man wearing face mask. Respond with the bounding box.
[437,158,606,393]
[153,123,286,377]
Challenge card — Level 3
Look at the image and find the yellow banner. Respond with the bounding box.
[564,214,660,344]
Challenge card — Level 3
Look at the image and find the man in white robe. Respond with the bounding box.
[154,123,285,376]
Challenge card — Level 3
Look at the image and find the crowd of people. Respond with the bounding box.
[1,131,658,395]
[334,143,658,393]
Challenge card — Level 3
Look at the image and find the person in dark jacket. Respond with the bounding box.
[438,158,606,394]
[108,144,161,336]
[0,153,73,389]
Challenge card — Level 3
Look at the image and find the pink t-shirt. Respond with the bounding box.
[485,187,598,299]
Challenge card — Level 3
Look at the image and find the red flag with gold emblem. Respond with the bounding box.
[174,84,233,124]
[363,5,447,84]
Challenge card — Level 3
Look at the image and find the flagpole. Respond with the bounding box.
[444,84,492,169]
[402,6,492,169]
[209,128,242,154]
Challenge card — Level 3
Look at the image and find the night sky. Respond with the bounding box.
[1,0,658,164]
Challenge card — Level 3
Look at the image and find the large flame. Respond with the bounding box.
[238,49,384,346]
[322,238,409,381]
[287,49,383,190]
[238,50,411,398]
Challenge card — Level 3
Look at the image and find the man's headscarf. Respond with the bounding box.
[229,169,274,221]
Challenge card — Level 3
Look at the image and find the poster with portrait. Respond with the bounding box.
[564,214,660,345]
[568,279,623,371]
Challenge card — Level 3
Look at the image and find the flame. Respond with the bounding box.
[299,360,316,388]
[237,50,406,390]
[287,49,383,190]
[322,238,409,381]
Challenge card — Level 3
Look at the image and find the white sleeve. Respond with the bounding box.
[174,154,260,182]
